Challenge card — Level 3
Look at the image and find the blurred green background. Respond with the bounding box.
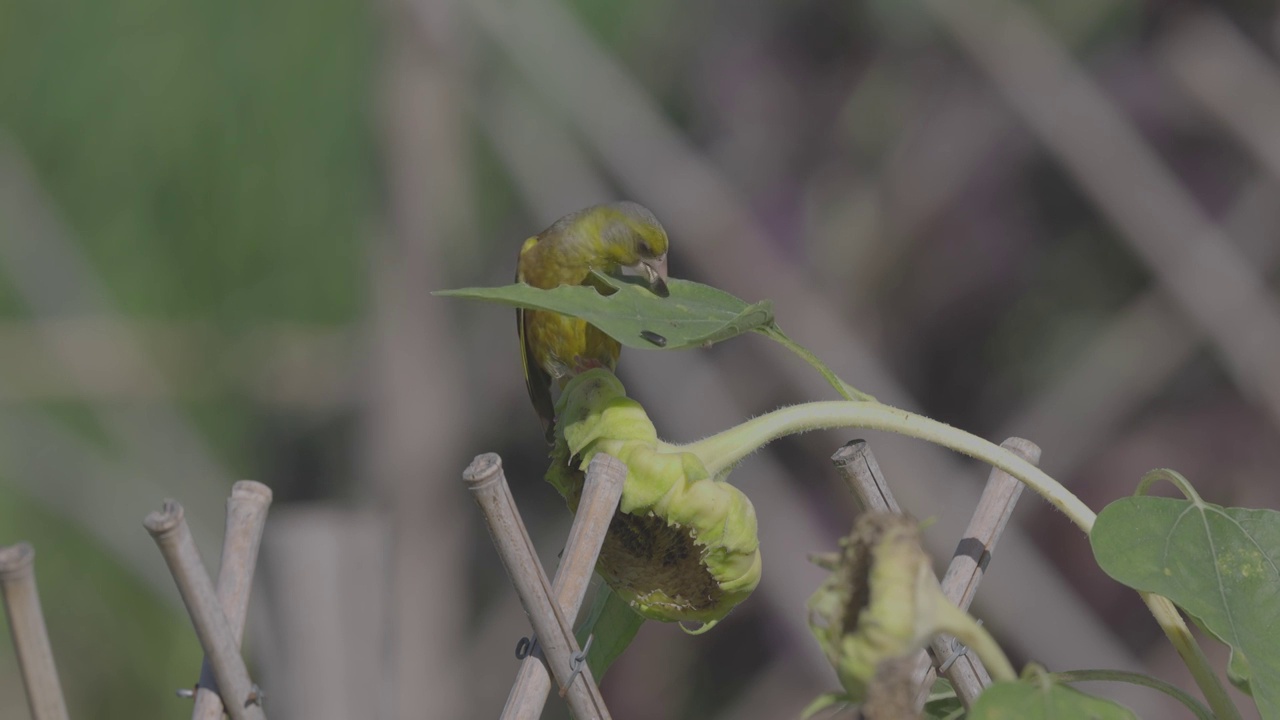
[0,0,369,714]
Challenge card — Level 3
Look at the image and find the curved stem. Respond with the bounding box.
[1139,593,1242,720]
[1132,473,1238,720]
[677,400,1241,720]
[1048,669,1214,720]
[1136,468,1204,505]
[677,400,1096,533]
[757,326,876,402]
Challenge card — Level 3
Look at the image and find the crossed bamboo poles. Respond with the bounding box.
[0,435,1035,719]
[1,482,272,720]
[462,436,1038,719]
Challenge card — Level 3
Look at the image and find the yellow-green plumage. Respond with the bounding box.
[517,202,670,443]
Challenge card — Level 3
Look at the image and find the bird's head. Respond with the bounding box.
[594,201,670,295]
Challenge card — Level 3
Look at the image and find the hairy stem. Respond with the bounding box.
[757,325,876,402]
[677,400,1095,532]
[1140,593,1242,720]
[677,400,1241,720]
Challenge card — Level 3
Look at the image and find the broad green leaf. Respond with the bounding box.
[1091,496,1280,719]
[576,585,645,680]
[437,274,878,401]
[969,679,1136,720]
[435,275,773,350]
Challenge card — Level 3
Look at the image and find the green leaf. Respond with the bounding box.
[923,679,964,720]
[437,274,879,401]
[970,679,1136,720]
[576,585,646,680]
[1091,496,1280,719]
[435,275,773,350]
[925,704,965,720]
[1047,670,1213,720]
[800,692,853,719]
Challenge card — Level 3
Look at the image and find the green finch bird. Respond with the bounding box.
[517,201,670,443]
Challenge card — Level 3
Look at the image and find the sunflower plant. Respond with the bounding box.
[439,259,1279,720]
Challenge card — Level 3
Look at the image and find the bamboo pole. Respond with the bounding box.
[0,543,69,720]
[464,453,611,719]
[831,439,902,514]
[191,482,274,720]
[145,501,266,720]
[503,454,626,719]
[913,438,1038,708]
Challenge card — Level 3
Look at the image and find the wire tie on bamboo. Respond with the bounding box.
[935,620,981,674]
[515,636,539,659]
[562,634,594,695]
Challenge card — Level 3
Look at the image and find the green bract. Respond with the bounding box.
[548,369,762,627]
[808,514,933,703]
[807,513,1014,710]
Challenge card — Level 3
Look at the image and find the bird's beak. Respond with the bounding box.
[635,255,669,296]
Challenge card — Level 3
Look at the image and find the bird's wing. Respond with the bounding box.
[517,238,557,444]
